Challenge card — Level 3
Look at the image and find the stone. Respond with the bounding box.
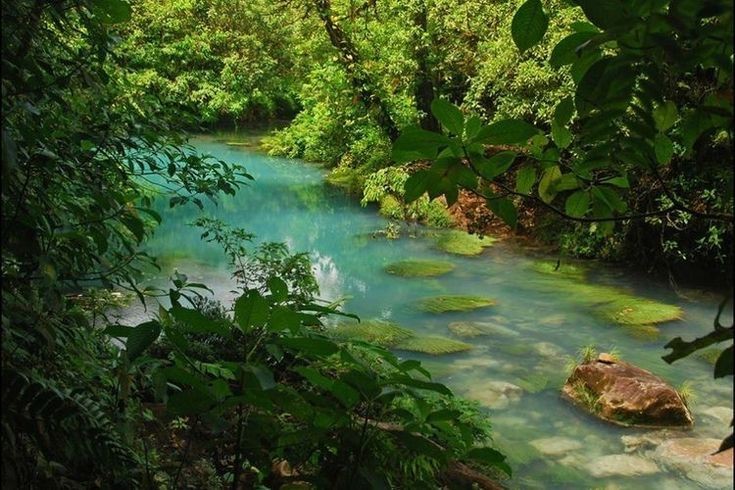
[533,341,566,359]
[463,381,523,409]
[562,357,694,427]
[701,406,733,426]
[650,438,734,488]
[529,436,583,456]
[585,454,660,477]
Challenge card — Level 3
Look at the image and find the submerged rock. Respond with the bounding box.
[416,295,496,313]
[562,353,693,427]
[585,454,660,477]
[463,380,523,409]
[649,438,734,488]
[529,436,583,456]
[384,259,455,277]
[448,321,517,338]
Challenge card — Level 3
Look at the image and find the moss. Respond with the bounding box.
[416,295,496,313]
[331,320,414,347]
[595,298,683,326]
[395,335,473,355]
[434,230,495,256]
[448,322,494,338]
[515,373,551,394]
[529,260,586,279]
[384,259,455,278]
[378,195,405,220]
[620,323,661,341]
[696,347,722,365]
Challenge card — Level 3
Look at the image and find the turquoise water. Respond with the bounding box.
[125,137,733,489]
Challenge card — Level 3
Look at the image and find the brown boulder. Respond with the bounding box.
[562,353,693,427]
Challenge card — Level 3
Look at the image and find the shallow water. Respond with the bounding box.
[124,136,733,489]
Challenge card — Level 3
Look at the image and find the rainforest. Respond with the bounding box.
[2,0,733,488]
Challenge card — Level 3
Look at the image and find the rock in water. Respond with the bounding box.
[562,353,693,427]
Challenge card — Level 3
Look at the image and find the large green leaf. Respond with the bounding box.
[92,0,132,24]
[279,337,340,357]
[565,190,590,218]
[466,447,512,476]
[550,32,598,68]
[476,151,516,180]
[511,0,549,53]
[538,166,562,203]
[554,97,575,126]
[486,197,518,229]
[392,127,450,162]
[126,321,161,361]
[234,290,270,332]
[473,119,539,145]
[654,133,674,164]
[551,120,573,149]
[653,101,679,132]
[404,170,436,203]
[516,165,537,194]
[714,346,733,379]
[431,99,464,135]
[170,305,229,336]
[573,0,628,30]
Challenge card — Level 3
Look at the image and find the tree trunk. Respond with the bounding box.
[312,0,400,141]
[413,1,439,132]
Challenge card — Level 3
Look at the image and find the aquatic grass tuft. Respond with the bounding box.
[416,295,496,313]
[696,348,722,365]
[571,381,601,413]
[395,335,473,355]
[676,380,697,408]
[529,260,586,279]
[448,321,495,338]
[384,259,455,278]
[595,298,683,326]
[516,373,551,394]
[331,320,414,347]
[434,230,495,255]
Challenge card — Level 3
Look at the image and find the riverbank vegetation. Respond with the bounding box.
[2,0,732,488]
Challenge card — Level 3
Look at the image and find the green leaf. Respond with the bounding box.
[466,447,512,476]
[104,325,134,338]
[464,116,482,140]
[426,409,461,423]
[550,32,598,68]
[126,321,161,361]
[654,133,674,164]
[247,364,276,390]
[575,57,612,116]
[392,127,450,163]
[280,337,340,357]
[553,173,580,192]
[516,165,536,194]
[565,190,590,218]
[167,388,215,416]
[170,305,229,336]
[574,0,627,30]
[92,0,132,24]
[554,97,575,126]
[392,431,446,461]
[234,290,270,332]
[476,151,516,180]
[603,176,629,188]
[404,170,436,203]
[511,0,549,53]
[267,277,288,302]
[538,166,562,203]
[486,198,518,229]
[591,185,627,213]
[431,99,464,135]
[474,119,539,145]
[714,346,733,379]
[551,120,573,149]
[653,101,679,132]
[390,375,453,396]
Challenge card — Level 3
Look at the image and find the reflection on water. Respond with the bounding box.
[123,136,733,489]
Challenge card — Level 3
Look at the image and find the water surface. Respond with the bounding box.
[124,137,733,489]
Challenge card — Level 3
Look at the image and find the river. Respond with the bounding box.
[121,135,733,489]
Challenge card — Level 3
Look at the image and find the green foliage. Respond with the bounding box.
[529,260,586,279]
[416,295,496,313]
[119,0,300,124]
[385,259,455,278]
[676,380,697,408]
[435,230,496,255]
[361,167,455,228]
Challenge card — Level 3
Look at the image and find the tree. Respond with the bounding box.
[394,0,733,450]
